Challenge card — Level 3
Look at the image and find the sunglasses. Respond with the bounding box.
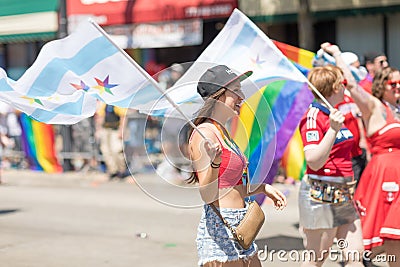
[387,80,400,89]
[341,79,348,87]
[379,59,388,66]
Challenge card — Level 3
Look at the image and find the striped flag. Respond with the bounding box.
[0,20,161,124]
[148,9,314,188]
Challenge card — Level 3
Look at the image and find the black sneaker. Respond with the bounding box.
[117,170,131,179]
[109,172,119,180]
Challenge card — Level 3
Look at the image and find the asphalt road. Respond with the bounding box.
[0,169,388,267]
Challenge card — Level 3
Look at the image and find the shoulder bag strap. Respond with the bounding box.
[210,166,250,237]
[209,203,237,238]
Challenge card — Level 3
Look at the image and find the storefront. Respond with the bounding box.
[0,0,59,79]
[66,0,238,69]
[240,0,400,67]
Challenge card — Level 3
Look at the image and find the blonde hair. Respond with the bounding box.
[308,65,343,99]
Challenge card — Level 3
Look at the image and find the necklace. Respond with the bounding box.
[210,119,246,164]
[210,119,250,186]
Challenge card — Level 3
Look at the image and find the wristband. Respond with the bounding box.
[211,161,221,168]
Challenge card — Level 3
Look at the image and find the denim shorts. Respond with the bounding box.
[196,203,258,266]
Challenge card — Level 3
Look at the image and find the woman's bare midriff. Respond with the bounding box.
[212,185,247,209]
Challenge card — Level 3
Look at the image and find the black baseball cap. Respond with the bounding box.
[197,65,253,98]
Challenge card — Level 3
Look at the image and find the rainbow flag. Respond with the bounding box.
[272,41,316,181]
[272,40,315,70]
[20,113,63,173]
[281,127,307,180]
[232,79,312,187]
[231,40,315,191]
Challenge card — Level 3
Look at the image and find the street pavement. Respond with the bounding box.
[0,169,388,267]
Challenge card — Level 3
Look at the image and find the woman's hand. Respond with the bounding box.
[204,139,222,165]
[329,109,345,132]
[264,184,287,210]
[321,42,341,57]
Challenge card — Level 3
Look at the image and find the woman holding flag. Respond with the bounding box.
[322,43,400,266]
[298,64,364,266]
[187,65,287,266]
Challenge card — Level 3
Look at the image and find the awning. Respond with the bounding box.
[0,0,59,43]
[67,0,238,26]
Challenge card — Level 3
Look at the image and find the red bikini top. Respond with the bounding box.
[215,134,246,188]
[189,122,247,188]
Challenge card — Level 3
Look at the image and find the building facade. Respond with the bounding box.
[240,0,400,67]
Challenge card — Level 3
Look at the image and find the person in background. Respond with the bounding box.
[0,102,14,183]
[95,103,129,180]
[312,50,369,184]
[359,51,388,94]
[335,93,367,187]
[188,65,286,266]
[0,111,6,184]
[71,117,96,172]
[336,52,369,186]
[322,43,400,266]
[341,52,368,82]
[298,64,364,267]
[313,50,367,82]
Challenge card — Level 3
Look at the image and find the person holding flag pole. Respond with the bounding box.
[298,63,364,266]
[186,65,287,266]
[94,18,287,266]
[322,43,400,266]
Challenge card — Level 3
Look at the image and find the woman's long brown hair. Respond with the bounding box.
[372,66,399,100]
[185,88,226,184]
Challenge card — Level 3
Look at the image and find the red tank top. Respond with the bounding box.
[190,123,245,188]
[367,103,400,155]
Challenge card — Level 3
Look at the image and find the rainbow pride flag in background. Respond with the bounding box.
[273,40,315,71]
[280,127,306,181]
[272,41,316,181]
[231,79,311,187]
[20,113,62,173]
[231,40,315,189]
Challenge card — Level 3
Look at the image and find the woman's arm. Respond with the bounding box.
[245,183,287,210]
[189,126,222,203]
[321,43,375,120]
[304,109,344,171]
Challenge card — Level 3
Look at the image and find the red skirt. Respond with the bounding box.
[354,150,400,250]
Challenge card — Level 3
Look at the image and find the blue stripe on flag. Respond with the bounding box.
[231,21,257,48]
[27,37,119,97]
[52,94,86,115]
[0,78,14,91]
[110,84,162,108]
[219,21,257,62]
[277,58,298,73]
[29,94,87,122]
[29,109,57,123]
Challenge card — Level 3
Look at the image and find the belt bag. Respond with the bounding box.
[308,175,356,204]
[210,167,265,250]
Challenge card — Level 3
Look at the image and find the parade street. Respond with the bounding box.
[0,170,387,267]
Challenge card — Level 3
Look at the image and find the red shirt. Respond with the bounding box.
[300,102,355,177]
[336,95,363,158]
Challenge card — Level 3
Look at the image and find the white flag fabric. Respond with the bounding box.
[144,8,309,116]
[0,20,162,124]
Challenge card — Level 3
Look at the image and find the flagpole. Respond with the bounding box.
[89,19,209,141]
[306,80,334,109]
